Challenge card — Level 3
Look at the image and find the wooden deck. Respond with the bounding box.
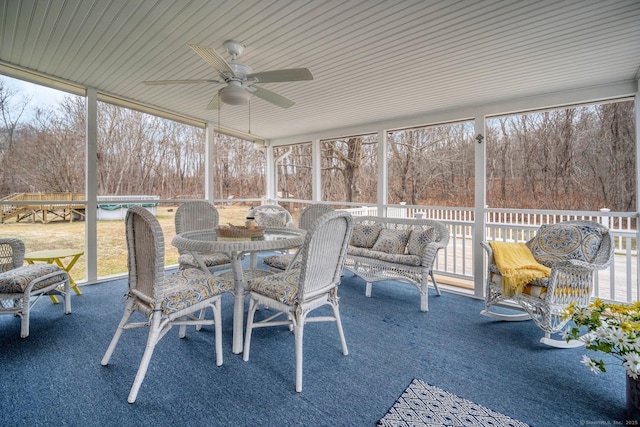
[0,193,85,224]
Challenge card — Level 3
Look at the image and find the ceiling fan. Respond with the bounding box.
[143,40,313,109]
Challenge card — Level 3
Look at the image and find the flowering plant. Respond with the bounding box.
[565,299,640,379]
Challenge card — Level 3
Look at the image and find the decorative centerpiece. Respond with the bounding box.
[215,224,265,239]
[565,299,640,420]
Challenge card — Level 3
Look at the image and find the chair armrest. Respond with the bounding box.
[480,241,495,266]
[419,241,447,268]
[552,258,608,272]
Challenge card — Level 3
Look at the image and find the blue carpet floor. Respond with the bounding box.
[0,258,627,426]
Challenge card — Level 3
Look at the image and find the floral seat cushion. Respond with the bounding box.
[249,270,301,305]
[347,246,421,266]
[488,267,549,299]
[521,282,548,299]
[178,253,231,268]
[0,264,67,293]
[262,253,297,270]
[159,268,232,314]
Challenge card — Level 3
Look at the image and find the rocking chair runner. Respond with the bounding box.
[481,220,614,348]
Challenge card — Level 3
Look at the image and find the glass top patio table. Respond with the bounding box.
[172,227,306,354]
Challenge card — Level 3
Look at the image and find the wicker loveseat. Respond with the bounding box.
[343,215,449,311]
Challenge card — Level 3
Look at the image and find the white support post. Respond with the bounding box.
[312,139,321,202]
[205,123,215,202]
[635,77,640,297]
[265,141,275,202]
[473,115,487,298]
[377,129,388,217]
[85,88,98,282]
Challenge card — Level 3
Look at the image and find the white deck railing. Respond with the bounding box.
[343,205,639,303]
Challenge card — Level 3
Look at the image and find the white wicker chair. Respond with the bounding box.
[481,220,614,348]
[252,204,294,228]
[243,210,353,392]
[262,204,334,271]
[0,238,70,338]
[175,201,231,273]
[101,206,230,403]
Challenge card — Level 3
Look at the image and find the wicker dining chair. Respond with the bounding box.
[262,204,334,271]
[252,204,294,228]
[243,210,354,392]
[0,237,70,338]
[174,201,231,273]
[101,206,230,403]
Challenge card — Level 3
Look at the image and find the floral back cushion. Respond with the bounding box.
[351,223,383,248]
[406,227,436,256]
[372,229,410,254]
[527,222,605,267]
[255,211,288,227]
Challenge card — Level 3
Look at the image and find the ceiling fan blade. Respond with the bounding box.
[188,44,234,75]
[206,92,221,110]
[143,79,222,85]
[251,86,295,108]
[247,68,313,83]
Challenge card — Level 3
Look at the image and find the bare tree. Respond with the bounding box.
[321,136,377,203]
[0,80,31,194]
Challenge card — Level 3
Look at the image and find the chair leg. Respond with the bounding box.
[20,293,30,338]
[420,286,428,312]
[331,302,349,356]
[63,277,71,314]
[101,298,135,365]
[178,314,189,338]
[243,298,259,362]
[213,298,223,366]
[429,270,441,296]
[128,313,162,404]
[294,318,304,393]
[195,308,206,331]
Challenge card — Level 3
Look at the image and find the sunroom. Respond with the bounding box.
[0,1,640,424]
[1,0,638,298]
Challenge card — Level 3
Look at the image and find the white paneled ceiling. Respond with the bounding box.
[0,0,639,141]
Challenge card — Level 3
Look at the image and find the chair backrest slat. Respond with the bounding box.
[174,201,220,255]
[297,211,353,300]
[298,204,334,230]
[126,206,165,301]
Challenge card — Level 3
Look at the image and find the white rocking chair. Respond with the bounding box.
[481,220,614,348]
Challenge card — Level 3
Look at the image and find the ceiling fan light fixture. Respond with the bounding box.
[220,84,250,105]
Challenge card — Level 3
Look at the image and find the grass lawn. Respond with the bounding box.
[1,204,261,282]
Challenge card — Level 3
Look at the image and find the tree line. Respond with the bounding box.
[0,77,636,211]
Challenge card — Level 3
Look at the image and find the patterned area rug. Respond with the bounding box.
[377,379,530,427]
